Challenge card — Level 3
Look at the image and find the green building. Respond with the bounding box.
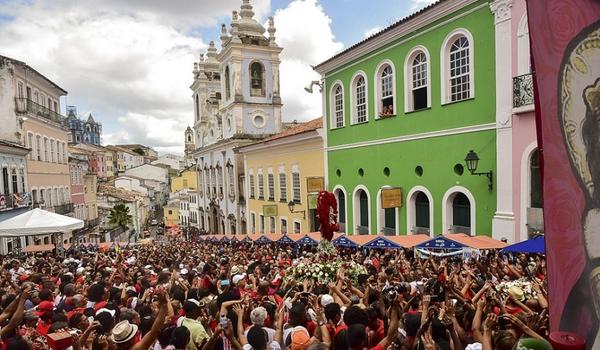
[314,0,497,236]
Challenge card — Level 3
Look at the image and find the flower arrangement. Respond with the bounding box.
[316,240,338,258]
[285,259,367,285]
[494,278,535,300]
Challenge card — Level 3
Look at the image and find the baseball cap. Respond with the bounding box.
[35,301,55,316]
[321,294,334,307]
[290,326,311,350]
[232,274,246,285]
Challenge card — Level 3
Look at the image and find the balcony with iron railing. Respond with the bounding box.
[53,203,74,215]
[85,218,100,227]
[15,98,67,125]
[0,192,32,211]
[513,73,534,109]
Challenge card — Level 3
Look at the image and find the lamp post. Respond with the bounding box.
[464,150,493,190]
[287,201,306,219]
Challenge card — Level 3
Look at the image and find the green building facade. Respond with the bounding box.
[314,0,497,236]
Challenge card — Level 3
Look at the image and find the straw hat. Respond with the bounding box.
[111,320,138,344]
[508,285,525,301]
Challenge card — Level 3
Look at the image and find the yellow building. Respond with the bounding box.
[239,118,323,234]
[170,167,198,192]
[163,200,180,227]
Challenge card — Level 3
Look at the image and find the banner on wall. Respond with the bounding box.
[527,0,600,346]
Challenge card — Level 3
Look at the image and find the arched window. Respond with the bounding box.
[442,30,474,103]
[334,188,346,232]
[352,73,368,124]
[415,192,430,230]
[331,83,345,129]
[405,47,430,112]
[353,187,370,234]
[530,149,542,208]
[452,193,471,233]
[249,62,264,96]
[377,63,395,117]
[195,94,200,121]
[359,191,369,227]
[224,66,231,100]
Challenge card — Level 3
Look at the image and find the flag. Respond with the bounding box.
[527,0,600,346]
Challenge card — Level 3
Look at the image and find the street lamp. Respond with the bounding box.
[464,150,493,191]
[304,80,323,93]
[287,201,306,219]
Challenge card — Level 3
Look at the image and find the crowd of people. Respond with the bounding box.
[0,239,552,350]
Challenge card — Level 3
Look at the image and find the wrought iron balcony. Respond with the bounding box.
[85,218,100,227]
[513,73,534,108]
[15,98,67,125]
[53,203,74,215]
[0,192,31,211]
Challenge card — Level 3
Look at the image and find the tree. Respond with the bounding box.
[108,203,133,231]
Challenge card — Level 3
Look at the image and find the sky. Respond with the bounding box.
[0,0,436,154]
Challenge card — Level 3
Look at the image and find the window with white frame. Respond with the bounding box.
[36,136,41,161]
[249,173,255,198]
[281,218,287,234]
[27,133,33,160]
[378,64,395,117]
[352,74,367,124]
[442,31,473,104]
[294,221,301,234]
[331,84,344,128]
[292,169,300,203]
[259,214,264,234]
[408,50,429,111]
[258,172,264,199]
[17,81,24,98]
[50,140,55,163]
[228,165,235,195]
[268,170,274,201]
[269,217,275,233]
[279,169,287,202]
[217,166,223,196]
[43,138,48,162]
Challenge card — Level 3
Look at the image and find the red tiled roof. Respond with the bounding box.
[261,117,322,143]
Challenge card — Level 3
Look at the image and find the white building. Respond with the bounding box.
[192,0,282,234]
[97,184,149,242]
[152,154,184,171]
[115,175,149,196]
[124,164,169,184]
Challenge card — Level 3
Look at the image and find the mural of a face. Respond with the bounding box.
[558,21,600,348]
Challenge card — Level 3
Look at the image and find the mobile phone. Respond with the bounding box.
[220,315,228,328]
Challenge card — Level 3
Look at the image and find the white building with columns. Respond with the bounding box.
[191,0,282,235]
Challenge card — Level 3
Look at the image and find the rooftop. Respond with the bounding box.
[97,183,143,202]
[261,117,322,143]
[0,54,68,94]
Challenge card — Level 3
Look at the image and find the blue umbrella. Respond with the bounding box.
[416,236,466,250]
[332,235,359,248]
[502,236,545,254]
[363,236,401,249]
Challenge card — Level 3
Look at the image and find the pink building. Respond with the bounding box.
[491,0,540,243]
[69,159,85,221]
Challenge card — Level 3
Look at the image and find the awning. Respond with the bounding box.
[255,235,272,244]
[0,208,84,236]
[386,234,431,248]
[296,234,318,245]
[23,244,55,252]
[347,235,377,247]
[363,236,401,249]
[444,233,507,249]
[502,236,545,254]
[277,234,296,245]
[416,236,466,250]
[332,235,359,248]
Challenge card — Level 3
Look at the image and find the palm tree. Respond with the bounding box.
[108,203,133,240]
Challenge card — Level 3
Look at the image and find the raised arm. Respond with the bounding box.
[131,289,168,350]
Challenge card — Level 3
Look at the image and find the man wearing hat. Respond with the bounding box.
[178,299,208,350]
[111,289,168,350]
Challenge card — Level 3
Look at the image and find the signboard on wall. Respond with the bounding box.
[381,188,402,209]
[306,177,325,193]
[263,205,277,217]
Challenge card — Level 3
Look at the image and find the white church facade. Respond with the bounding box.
[191,0,283,234]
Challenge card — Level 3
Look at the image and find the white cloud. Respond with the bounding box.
[364,26,383,38]
[272,0,343,121]
[0,0,341,152]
